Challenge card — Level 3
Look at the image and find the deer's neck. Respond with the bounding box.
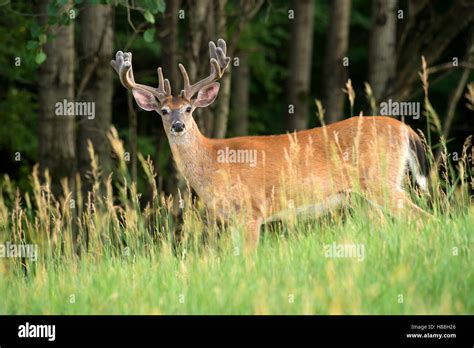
[164,119,214,192]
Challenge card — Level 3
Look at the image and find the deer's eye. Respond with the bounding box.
[161,109,169,115]
[185,106,192,113]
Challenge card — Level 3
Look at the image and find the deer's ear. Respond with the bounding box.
[193,82,220,108]
[132,88,159,111]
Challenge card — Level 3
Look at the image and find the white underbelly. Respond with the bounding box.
[264,194,344,223]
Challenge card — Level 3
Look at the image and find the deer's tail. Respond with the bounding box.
[407,129,429,192]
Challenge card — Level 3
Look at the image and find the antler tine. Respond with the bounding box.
[157,67,171,98]
[217,38,227,54]
[164,79,171,95]
[157,67,165,89]
[178,63,190,95]
[214,38,230,70]
[179,39,230,100]
[209,41,218,61]
[111,51,168,102]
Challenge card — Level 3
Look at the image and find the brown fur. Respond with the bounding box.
[162,113,428,251]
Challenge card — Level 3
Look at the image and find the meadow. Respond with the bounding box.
[0,125,472,315]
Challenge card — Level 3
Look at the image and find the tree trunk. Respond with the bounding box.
[369,0,397,109]
[232,52,250,136]
[127,91,138,182]
[77,3,114,189]
[161,0,184,198]
[161,0,181,94]
[201,0,217,137]
[322,0,351,124]
[186,0,211,85]
[213,0,231,139]
[186,0,212,136]
[286,0,315,132]
[38,0,75,196]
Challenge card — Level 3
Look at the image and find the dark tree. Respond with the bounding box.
[38,0,76,195]
[322,0,351,124]
[286,0,315,131]
[77,3,114,189]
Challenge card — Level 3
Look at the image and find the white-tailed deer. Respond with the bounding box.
[111,39,429,250]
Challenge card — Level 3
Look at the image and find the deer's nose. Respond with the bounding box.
[171,120,185,133]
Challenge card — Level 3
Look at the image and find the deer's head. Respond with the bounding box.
[111,39,230,137]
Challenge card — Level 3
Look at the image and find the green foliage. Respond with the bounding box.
[143,10,155,24]
[34,50,47,64]
[0,4,39,70]
[0,2,39,190]
[350,0,371,30]
[0,89,37,191]
[112,0,166,47]
[143,27,155,43]
[137,0,166,14]
[0,89,38,158]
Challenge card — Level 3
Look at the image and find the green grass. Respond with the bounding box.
[0,184,472,314]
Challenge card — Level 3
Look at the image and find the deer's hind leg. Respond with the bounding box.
[366,188,431,220]
[388,189,431,219]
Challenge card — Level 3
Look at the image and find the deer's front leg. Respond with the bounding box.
[243,216,263,253]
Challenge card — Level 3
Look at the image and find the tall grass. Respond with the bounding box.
[0,64,472,314]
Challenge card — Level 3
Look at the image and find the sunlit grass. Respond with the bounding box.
[0,208,472,314]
